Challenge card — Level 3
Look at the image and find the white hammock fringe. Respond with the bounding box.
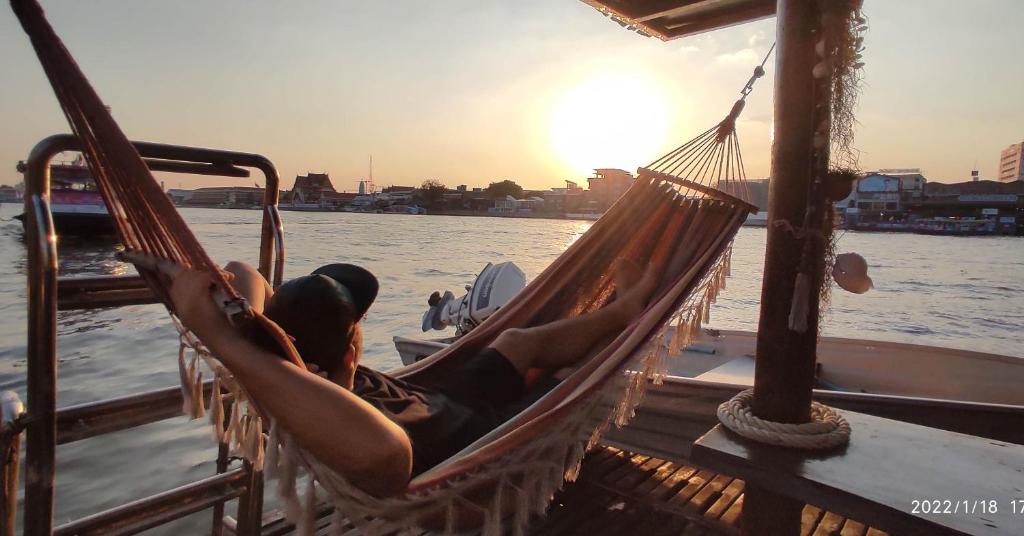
[169,235,739,535]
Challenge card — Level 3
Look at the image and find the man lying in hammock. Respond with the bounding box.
[168,260,657,497]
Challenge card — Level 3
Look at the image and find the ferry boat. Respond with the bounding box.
[14,155,113,235]
[912,217,999,236]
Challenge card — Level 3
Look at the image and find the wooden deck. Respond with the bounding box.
[259,446,887,535]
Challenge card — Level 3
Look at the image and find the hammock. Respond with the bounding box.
[12,1,758,533]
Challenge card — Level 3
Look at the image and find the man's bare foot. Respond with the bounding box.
[614,258,660,318]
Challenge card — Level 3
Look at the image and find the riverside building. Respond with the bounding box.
[998,141,1024,182]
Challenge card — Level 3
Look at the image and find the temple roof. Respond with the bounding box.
[581,0,775,40]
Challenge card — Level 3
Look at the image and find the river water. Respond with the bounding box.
[0,205,1021,533]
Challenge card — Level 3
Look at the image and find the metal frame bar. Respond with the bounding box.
[18,134,285,536]
[52,469,249,536]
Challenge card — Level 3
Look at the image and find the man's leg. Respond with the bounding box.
[223,261,274,314]
[491,260,659,377]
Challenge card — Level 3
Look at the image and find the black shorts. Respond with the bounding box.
[393,348,560,474]
[421,348,560,420]
[423,348,525,410]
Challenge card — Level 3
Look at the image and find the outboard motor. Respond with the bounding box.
[422,262,526,336]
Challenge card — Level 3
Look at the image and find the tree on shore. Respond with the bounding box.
[485,179,523,199]
[419,179,447,208]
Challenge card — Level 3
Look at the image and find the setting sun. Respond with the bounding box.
[549,73,671,176]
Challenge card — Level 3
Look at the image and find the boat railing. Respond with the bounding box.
[5,134,286,536]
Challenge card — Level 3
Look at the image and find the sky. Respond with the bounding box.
[1,0,1022,192]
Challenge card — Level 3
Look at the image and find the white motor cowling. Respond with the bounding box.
[421,262,526,335]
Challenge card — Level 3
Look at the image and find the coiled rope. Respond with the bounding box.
[717,389,851,449]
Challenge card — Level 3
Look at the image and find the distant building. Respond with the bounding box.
[911,179,1024,235]
[169,186,265,207]
[542,180,586,214]
[586,169,633,210]
[834,169,926,224]
[0,185,21,203]
[288,173,337,205]
[489,195,545,216]
[320,191,357,209]
[998,142,1024,182]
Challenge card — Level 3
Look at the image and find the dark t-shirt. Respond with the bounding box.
[352,366,504,476]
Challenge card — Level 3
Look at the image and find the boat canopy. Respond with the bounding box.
[582,0,775,40]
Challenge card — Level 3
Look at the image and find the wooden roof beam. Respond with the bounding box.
[618,0,706,22]
[661,1,776,38]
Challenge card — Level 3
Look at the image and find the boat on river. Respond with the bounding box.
[14,156,113,235]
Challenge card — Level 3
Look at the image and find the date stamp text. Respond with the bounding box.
[910,498,1024,515]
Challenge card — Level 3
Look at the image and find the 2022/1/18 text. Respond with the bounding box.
[911,499,1000,515]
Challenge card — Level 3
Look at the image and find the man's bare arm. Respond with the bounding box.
[169,269,413,497]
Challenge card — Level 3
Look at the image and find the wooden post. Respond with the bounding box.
[745,0,829,533]
[0,392,25,536]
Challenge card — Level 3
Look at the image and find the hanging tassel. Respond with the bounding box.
[564,441,586,482]
[244,412,260,462]
[668,318,684,355]
[296,478,317,536]
[533,469,553,516]
[482,476,505,536]
[651,343,669,385]
[788,271,811,333]
[264,421,280,481]
[210,375,225,443]
[329,507,346,536]
[442,499,457,536]
[225,389,242,451]
[510,483,528,536]
[232,414,249,458]
[277,437,302,523]
[252,415,265,472]
[178,343,194,417]
[191,368,206,419]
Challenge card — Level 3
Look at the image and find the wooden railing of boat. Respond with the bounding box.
[2,134,286,536]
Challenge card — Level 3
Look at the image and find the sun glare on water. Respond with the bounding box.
[550,73,671,176]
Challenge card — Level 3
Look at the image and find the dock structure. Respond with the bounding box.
[259,446,886,536]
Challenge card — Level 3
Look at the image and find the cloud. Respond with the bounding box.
[715,48,761,64]
[679,45,700,54]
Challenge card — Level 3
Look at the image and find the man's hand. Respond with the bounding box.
[168,268,236,347]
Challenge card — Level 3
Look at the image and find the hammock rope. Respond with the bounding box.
[12,0,762,533]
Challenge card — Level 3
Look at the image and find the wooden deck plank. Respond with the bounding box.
[813,511,847,536]
[266,446,892,536]
[668,468,717,507]
[631,460,681,495]
[720,493,744,527]
[617,456,670,490]
[704,478,744,520]
[685,474,734,515]
[838,518,867,536]
[647,464,700,501]
[603,453,652,483]
[801,505,824,536]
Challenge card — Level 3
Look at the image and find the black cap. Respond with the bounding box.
[310,263,378,317]
[260,264,377,373]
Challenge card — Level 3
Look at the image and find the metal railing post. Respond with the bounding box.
[23,135,69,536]
[17,134,286,535]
